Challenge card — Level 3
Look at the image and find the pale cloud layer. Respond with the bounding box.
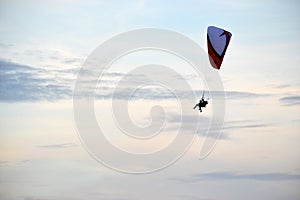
[0,59,273,102]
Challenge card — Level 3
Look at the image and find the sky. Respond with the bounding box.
[1,0,300,199]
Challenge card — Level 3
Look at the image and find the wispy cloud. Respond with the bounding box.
[0,160,8,165]
[23,197,83,200]
[266,83,291,89]
[18,159,31,165]
[1,60,271,102]
[0,159,33,167]
[224,91,269,99]
[170,171,300,182]
[99,89,268,101]
[222,120,271,131]
[279,95,300,106]
[194,171,300,181]
[166,115,271,140]
[36,143,78,149]
[168,194,215,200]
[213,120,271,139]
[0,42,14,48]
[0,60,74,102]
[23,195,131,200]
[21,47,84,66]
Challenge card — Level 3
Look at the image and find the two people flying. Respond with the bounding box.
[193,26,232,112]
[193,95,209,112]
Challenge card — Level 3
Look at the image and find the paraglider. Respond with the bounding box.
[207,26,232,69]
[194,26,231,113]
[193,91,209,112]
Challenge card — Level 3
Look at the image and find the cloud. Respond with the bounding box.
[22,195,130,200]
[168,114,209,124]
[22,191,136,200]
[24,197,45,200]
[23,197,83,200]
[224,91,269,99]
[0,60,270,102]
[279,95,300,106]
[212,120,271,140]
[168,194,215,200]
[0,42,14,48]
[22,48,83,66]
[62,57,83,65]
[174,90,267,101]
[166,116,271,140]
[166,113,213,135]
[194,172,300,181]
[0,160,8,165]
[36,143,78,149]
[0,160,33,167]
[18,159,31,164]
[0,60,73,102]
[95,89,267,101]
[267,83,291,89]
[222,120,270,131]
[171,171,300,182]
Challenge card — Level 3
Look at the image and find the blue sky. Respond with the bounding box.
[1,0,300,200]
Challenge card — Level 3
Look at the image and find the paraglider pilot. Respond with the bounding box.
[193,97,208,112]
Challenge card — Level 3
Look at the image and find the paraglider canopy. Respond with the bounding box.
[207,26,232,69]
